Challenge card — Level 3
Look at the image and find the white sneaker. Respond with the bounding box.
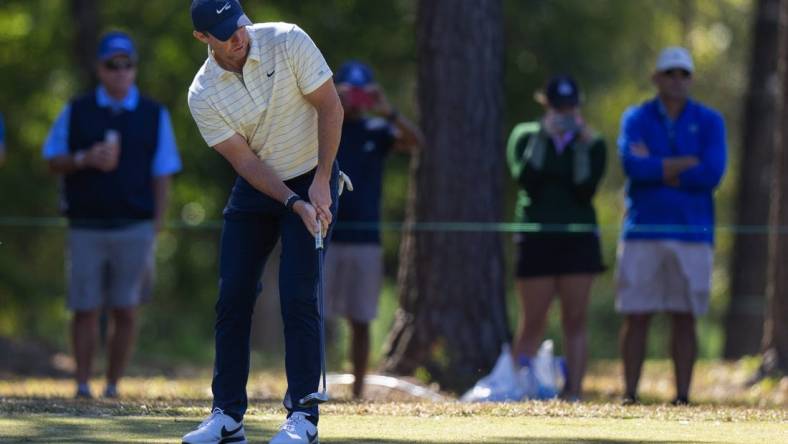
[182,407,247,444]
[269,412,318,444]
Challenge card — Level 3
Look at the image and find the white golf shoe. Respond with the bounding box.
[182,407,247,444]
[269,412,318,444]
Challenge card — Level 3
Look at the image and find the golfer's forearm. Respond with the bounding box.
[236,157,294,204]
[314,101,343,181]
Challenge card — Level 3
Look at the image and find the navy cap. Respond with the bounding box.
[191,0,252,42]
[97,31,137,61]
[334,61,374,87]
[544,75,580,108]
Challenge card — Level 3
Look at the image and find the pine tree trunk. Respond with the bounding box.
[724,0,780,359]
[679,0,696,49]
[70,0,100,90]
[381,0,507,392]
[763,0,788,375]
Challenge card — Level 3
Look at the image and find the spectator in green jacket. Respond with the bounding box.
[507,75,607,401]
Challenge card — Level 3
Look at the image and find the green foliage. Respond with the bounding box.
[0,0,754,365]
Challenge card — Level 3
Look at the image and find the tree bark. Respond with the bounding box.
[381,0,507,392]
[679,0,696,50]
[724,0,780,359]
[69,0,100,90]
[763,0,788,375]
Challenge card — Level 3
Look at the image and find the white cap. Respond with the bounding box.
[655,47,694,73]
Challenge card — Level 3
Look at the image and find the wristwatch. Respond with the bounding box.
[284,193,302,212]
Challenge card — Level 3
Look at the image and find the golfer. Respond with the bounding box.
[182,1,342,443]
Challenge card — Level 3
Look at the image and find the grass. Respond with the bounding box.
[0,361,785,443]
[1,411,785,443]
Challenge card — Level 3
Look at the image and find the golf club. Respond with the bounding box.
[299,219,329,407]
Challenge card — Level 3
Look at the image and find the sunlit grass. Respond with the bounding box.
[1,359,784,443]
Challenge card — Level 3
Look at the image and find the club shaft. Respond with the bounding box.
[318,246,327,394]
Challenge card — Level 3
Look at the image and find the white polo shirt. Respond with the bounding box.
[188,23,333,180]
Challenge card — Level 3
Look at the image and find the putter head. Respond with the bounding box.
[298,391,329,407]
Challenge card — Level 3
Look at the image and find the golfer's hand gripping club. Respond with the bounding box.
[315,220,324,250]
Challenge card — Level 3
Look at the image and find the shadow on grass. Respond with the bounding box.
[0,415,718,444]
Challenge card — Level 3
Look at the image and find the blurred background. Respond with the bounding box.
[0,0,777,395]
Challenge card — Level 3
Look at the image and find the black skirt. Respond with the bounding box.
[515,231,605,278]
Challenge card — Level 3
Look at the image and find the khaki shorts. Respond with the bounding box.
[66,222,156,311]
[324,243,383,323]
[616,240,713,316]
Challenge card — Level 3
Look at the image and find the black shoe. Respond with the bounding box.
[671,396,690,406]
[621,394,639,406]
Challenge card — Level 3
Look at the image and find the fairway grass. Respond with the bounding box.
[0,410,785,443]
[0,361,784,443]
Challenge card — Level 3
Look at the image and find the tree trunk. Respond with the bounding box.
[763,0,788,376]
[724,0,780,359]
[69,0,100,90]
[679,0,696,49]
[381,0,507,392]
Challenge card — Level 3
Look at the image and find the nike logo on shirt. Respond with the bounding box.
[216,3,231,14]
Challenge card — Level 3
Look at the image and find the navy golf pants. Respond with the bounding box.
[211,164,338,422]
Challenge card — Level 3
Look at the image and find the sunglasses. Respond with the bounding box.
[661,68,691,79]
[104,59,135,71]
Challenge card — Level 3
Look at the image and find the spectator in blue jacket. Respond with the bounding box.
[616,47,726,406]
[42,31,181,399]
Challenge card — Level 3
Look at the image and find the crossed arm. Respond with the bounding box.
[618,112,726,190]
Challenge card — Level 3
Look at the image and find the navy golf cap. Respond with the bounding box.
[334,61,374,87]
[191,0,252,42]
[545,75,580,108]
[97,31,137,61]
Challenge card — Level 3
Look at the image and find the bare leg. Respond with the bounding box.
[106,307,138,387]
[349,319,370,399]
[620,313,652,400]
[72,310,100,388]
[512,277,557,360]
[556,273,594,399]
[670,312,696,402]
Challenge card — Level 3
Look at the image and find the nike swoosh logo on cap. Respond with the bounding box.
[307,431,318,443]
[216,3,231,14]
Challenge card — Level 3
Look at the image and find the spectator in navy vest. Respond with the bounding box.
[326,61,423,399]
[616,47,726,406]
[42,31,182,399]
[0,112,6,166]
